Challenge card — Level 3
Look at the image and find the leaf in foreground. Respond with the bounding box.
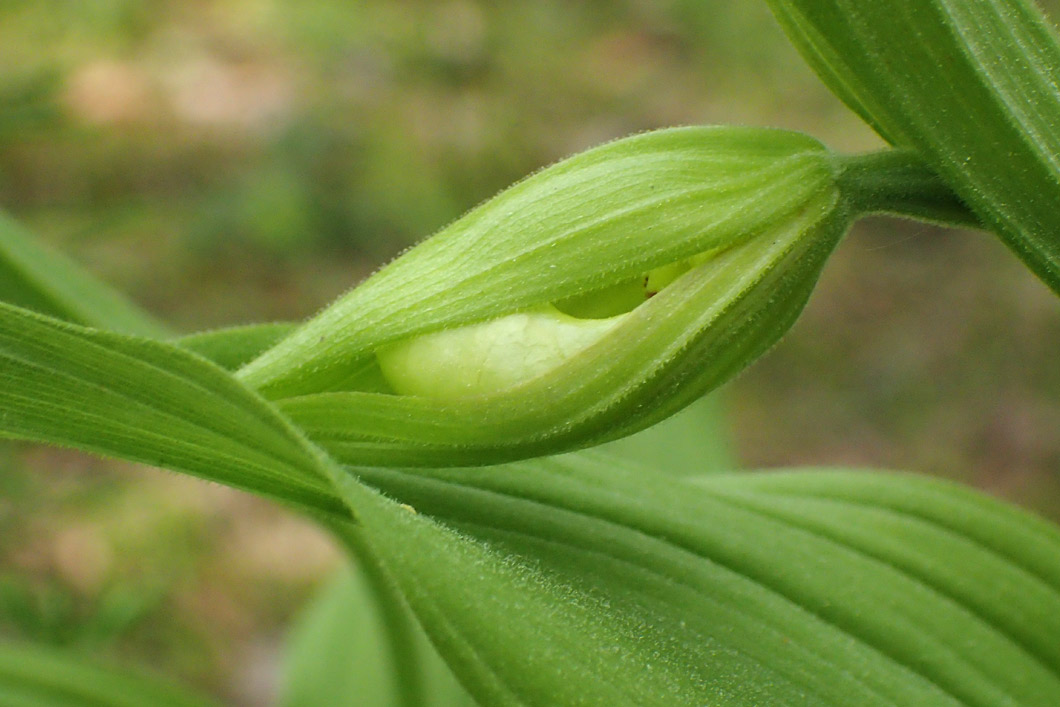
[0,299,1057,704]
[281,549,474,707]
[0,301,345,520]
[341,458,1060,706]
[176,322,295,371]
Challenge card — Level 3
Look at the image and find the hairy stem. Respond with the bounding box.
[835,149,982,230]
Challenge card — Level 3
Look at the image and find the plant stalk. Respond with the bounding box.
[835,149,982,230]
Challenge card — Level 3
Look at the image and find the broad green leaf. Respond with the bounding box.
[2,222,1056,706]
[281,542,475,707]
[767,0,1060,294]
[177,322,295,371]
[334,459,1060,706]
[0,301,346,520]
[590,393,733,474]
[0,640,221,707]
[695,469,1060,666]
[0,211,170,337]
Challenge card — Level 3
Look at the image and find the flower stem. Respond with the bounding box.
[835,149,982,230]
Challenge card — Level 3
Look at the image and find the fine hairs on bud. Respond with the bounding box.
[238,126,855,466]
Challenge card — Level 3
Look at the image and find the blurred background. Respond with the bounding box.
[1,0,1059,704]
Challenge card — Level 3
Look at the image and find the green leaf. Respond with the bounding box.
[1,274,1057,704]
[1,232,1055,705]
[0,301,345,520]
[281,545,475,707]
[0,640,221,707]
[766,0,1060,294]
[335,459,1060,706]
[0,211,170,337]
[176,322,295,371]
[590,393,734,474]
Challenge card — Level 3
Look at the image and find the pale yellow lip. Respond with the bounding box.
[377,305,624,400]
[375,245,726,401]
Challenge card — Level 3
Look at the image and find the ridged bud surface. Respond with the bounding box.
[236,127,851,465]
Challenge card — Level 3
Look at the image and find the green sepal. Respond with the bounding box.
[276,193,848,467]
[238,126,838,398]
[232,127,850,465]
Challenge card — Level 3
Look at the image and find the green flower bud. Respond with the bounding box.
[236,126,852,466]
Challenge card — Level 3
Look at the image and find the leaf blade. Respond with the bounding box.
[339,459,1060,706]
[0,640,221,707]
[696,472,1060,677]
[767,0,1060,294]
[281,549,476,707]
[176,322,295,371]
[0,302,346,520]
[0,211,169,337]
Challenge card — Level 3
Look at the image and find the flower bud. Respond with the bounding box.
[236,126,851,466]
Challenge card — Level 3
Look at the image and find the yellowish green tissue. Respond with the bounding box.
[378,306,623,399]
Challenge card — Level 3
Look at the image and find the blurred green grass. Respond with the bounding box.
[1,1,1059,704]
